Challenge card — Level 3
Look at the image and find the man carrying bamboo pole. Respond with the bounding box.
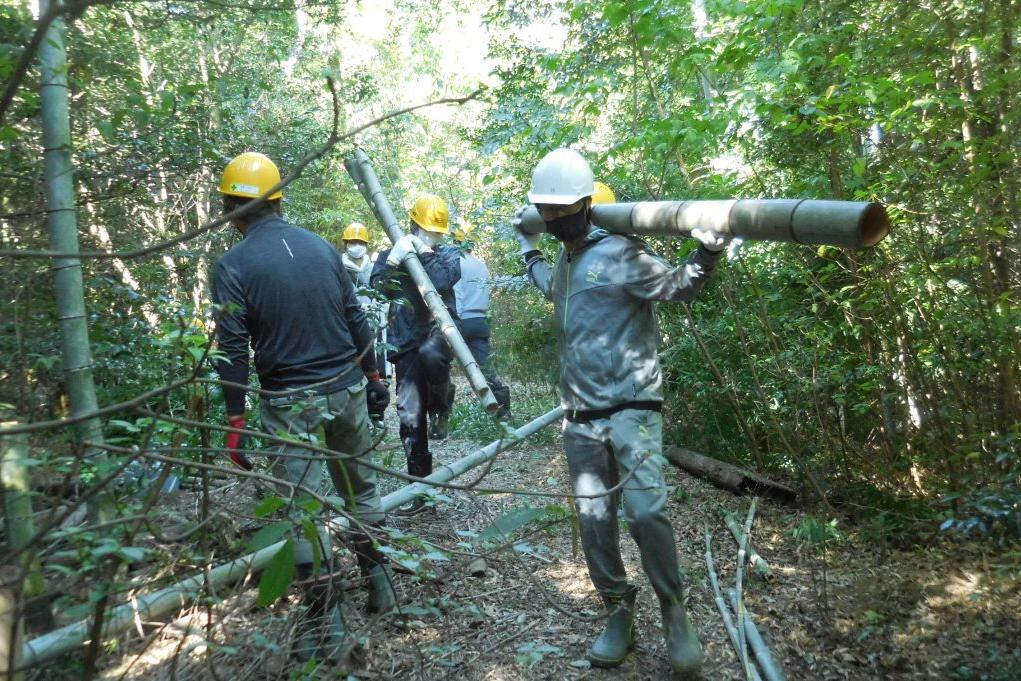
[212,152,397,662]
[514,149,729,677]
[370,193,461,515]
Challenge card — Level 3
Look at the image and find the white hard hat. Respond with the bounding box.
[527,148,595,205]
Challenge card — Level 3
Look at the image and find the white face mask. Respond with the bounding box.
[416,230,441,248]
[346,244,367,259]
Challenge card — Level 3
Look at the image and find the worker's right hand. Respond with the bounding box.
[386,234,431,265]
[512,208,541,254]
[224,415,254,471]
[365,376,390,419]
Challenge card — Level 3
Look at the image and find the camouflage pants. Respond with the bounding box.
[260,380,384,565]
[563,408,683,603]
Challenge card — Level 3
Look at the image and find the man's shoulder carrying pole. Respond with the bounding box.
[517,199,890,250]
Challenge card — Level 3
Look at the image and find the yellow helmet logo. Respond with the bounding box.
[409,194,449,234]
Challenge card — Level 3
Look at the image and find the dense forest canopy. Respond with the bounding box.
[0,0,1018,677]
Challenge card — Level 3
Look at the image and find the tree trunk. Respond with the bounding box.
[38,0,110,516]
[664,445,797,504]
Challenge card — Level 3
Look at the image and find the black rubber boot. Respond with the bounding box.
[293,564,353,663]
[587,586,638,668]
[490,383,512,419]
[352,533,397,614]
[661,593,703,677]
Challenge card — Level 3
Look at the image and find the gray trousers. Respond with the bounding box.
[563,408,683,602]
[260,380,384,564]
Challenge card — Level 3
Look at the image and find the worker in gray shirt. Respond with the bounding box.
[451,221,512,420]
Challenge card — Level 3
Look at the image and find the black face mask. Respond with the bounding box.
[545,209,589,242]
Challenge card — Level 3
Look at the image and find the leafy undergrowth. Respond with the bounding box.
[35,381,1021,680]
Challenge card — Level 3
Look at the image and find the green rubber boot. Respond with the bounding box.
[293,567,354,663]
[587,586,637,668]
[661,593,703,677]
[352,533,397,614]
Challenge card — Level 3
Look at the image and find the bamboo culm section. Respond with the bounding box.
[38,0,113,516]
[344,149,498,412]
[19,407,563,668]
[516,199,890,249]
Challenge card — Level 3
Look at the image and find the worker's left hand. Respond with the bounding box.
[365,375,390,417]
[691,227,731,252]
[386,234,431,265]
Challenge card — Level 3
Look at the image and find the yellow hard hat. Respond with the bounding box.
[219,152,283,200]
[409,194,449,234]
[453,220,473,242]
[342,222,369,242]
[591,181,616,205]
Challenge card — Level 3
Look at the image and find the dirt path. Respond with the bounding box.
[74,382,1021,680]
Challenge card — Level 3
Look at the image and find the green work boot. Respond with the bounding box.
[661,593,703,677]
[352,533,397,614]
[292,588,352,663]
[587,586,637,668]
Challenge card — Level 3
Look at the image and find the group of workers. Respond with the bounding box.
[212,147,729,677]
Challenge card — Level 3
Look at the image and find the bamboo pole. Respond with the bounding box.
[0,565,24,681]
[38,0,111,516]
[704,526,763,681]
[727,588,786,681]
[0,425,44,598]
[516,199,890,249]
[344,149,498,413]
[724,513,773,581]
[20,407,563,667]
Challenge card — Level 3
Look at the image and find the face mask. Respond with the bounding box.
[416,229,441,248]
[346,244,367,259]
[546,209,589,243]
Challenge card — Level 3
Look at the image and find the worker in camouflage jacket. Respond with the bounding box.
[514,148,729,677]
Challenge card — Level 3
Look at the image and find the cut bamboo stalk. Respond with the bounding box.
[0,426,45,599]
[0,565,24,681]
[704,525,763,681]
[664,446,796,504]
[735,498,757,680]
[345,149,498,413]
[724,512,773,581]
[20,407,563,667]
[517,198,890,249]
[727,588,786,681]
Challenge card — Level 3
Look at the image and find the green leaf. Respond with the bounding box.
[257,539,295,607]
[479,506,547,541]
[246,521,292,553]
[253,496,286,518]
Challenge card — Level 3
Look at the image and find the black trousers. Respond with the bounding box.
[394,332,452,475]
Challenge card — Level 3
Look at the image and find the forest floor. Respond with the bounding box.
[42,381,1021,681]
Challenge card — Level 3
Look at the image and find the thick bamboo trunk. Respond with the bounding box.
[1,425,45,600]
[38,0,107,490]
[517,199,889,249]
[345,149,498,412]
[664,446,797,504]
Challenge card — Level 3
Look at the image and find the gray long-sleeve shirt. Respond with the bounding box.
[212,216,376,415]
[525,227,722,411]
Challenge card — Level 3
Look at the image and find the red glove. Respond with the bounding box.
[225,415,253,471]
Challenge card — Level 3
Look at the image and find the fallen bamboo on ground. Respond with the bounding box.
[664,446,796,504]
[20,407,563,668]
[735,499,757,680]
[724,512,773,581]
[728,588,786,681]
[704,525,763,681]
[345,149,498,413]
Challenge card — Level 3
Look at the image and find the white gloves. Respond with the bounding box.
[691,227,731,252]
[512,208,542,255]
[386,234,432,266]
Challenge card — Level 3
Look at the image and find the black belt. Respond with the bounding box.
[564,401,662,424]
